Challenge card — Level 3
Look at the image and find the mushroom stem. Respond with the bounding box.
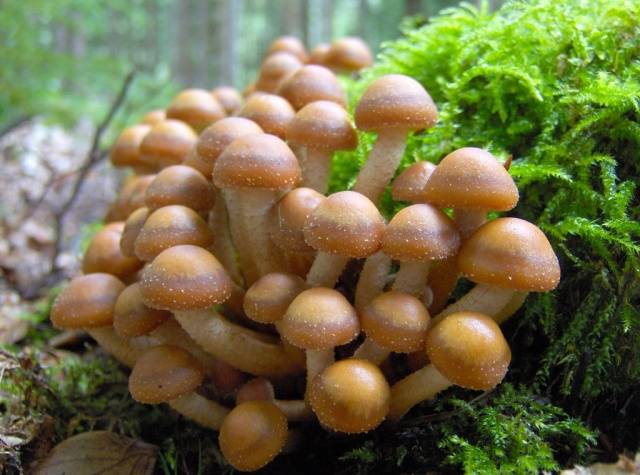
[353,128,407,205]
[87,327,142,367]
[174,309,305,377]
[223,189,260,284]
[306,348,335,395]
[453,209,487,240]
[352,339,389,365]
[388,363,452,420]
[392,261,432,299]
[306,252,350,287]
[240,189,286,278]
[301,148,332,194]
[148,318,219,370]
[430,284,529,327]
[355,251,392,311]
[209,188,243,284]
[274,400,314,422]
[168,392,230,429]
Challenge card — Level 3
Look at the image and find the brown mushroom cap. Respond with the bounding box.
[391,161,437,202]
[355,74,438,131]
[219,401,288,472]
[139,119,197,170]
[144,165,213,213]
[280,287,359,350]
[129,344,204,403]
[238,94,295,139]
[196,117,264,165]
[134,205,213,262]
[166,88,226,131]
[457,217,561,291]
[303,191,385,258]
[361,291,430,352]
[326,37,373,73]
[236,377,276,404]
[213,134,301,190]
[141,109,166,126]
[256,52,303,93]
[110,124,151,168]
[308,43,330,65]
[182,146,214,177]
[243,273,307,324]
[212,86,243,115]
[423,147,518,211]
[426,311,511,390]
[111,175,156,221]
[51,273,125,329]
[113,282,170,338]
[383,204,460,262]
[287,101,357,151]
[82,225,143,279]
[267,35,308,62]
[139,244,233,311]
[278,65,347,111]
[120,207,149,257]
[269,187,326,253]
[308,359,390,433]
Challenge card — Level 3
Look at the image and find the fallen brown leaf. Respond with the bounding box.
[31,431,157,475]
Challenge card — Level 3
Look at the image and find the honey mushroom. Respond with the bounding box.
[82,223,143,282]
[129,344,230,429]
[268,187,325,277]
[212,86,243,115]
[267,35,308,62]
[304,191,385,287]
[236,377,312,422]
[389,311,511,420]
[213,133,301,280]
[141,109,166,125]
[166,88,226,132]
[139,119,197,171]
[106,174,156,222]
[308,43,330,65]
[139,245,305,377]
[353,291,430,364]
[255,52,303,94]
[431,217,561,326]
[238,93,295,139]
[308,359,391,433]
[219,400,289,472]
[278,65,347,111]
[109,124,152,174]
[120,207,149,257]
[353,74,438,205]
[287,101,357,194]
[280,287,360,395]
[325,37,373,74]
[196,117,264,284]
[144,165,213,215]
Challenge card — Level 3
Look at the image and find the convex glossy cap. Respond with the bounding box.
[267,36,307,62]
[197,117,263,165]
[391,161,437,202]
[120,207,149,257]
[287,101,357,151]
[113,282,170,338]
[212,86,243,115]
[278,65,347,110]
[326,37,373,72]
[110,124,151,168]
[243,272,307,324]
[82,224,143,279]
[166,88,226,131]
[145,165,213,213]
[270,187,325,253]
[141,109,165,125]
[238,94,295,139]
[139,119,197,170]
[256,52,303,93]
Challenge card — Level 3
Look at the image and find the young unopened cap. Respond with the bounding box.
[212,86,243,115]
[355,74,437,131]
[139,119,197,169]
[278,65,347,111]
[426,311,511,390]
[145,165,213,213]
[303,191,385,258]
[110,124,151,168]
[391,161,437,203]
[82,225,143,280]
[197,117,264,165]
[51,273,125,329]
[134,205,213,262]
[129,344,204,403]
[141,109,166,126]
[383,204,460,262]
[243,272,307,324]
[238,94,295,139]
[280,287,359,350]
[113,282,170,338]
[326,37,373,73]
[166,88,226,131]
[139,244,233,310]
[213,134,301,190]
[120,207,149,257]
[266,36,308,62]
[269,187,325,253]
[309,359,390,433]
[423,147,518,211]
[308,43,330,65]
[361,291,430,352]
[457,217,561,291]
[256,52,303,93]
[287,101,357,151]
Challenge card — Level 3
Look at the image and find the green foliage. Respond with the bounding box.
[335,0,640,417]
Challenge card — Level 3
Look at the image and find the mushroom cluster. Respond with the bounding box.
[51,35,561,472]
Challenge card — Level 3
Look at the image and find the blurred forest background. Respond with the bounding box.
[1,0,504,129]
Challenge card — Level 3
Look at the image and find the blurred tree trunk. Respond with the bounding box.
[218,0,241,87]
[283,0,304,38]
[358,0,369,41]
[405,0,422,15]
[321,0,333,42]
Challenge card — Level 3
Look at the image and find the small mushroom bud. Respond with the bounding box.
[308,43,330,65]
[325,37,373,73]
[141,109,166,125]
[238,93,295,139]
[82,224,143,281]
[139,119,197,171]
[278,65,347,111]
[266,35,308,62]
[144,165,213,214]
[353,75,438,205]
[389,311,511,420]
[309,359,391,433]
[166,88,226,132]
[256,52,303,94]
[110,124,152,173]
[129,344,229,429]
[212,86,243,115]
[219,401,288,472]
